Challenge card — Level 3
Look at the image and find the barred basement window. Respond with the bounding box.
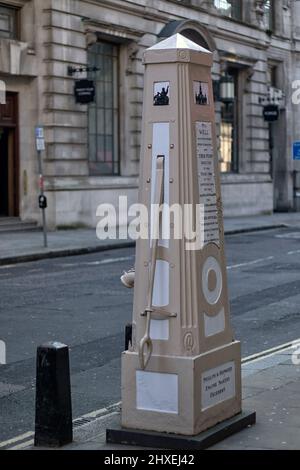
[213,0,242,21]
[0,4,18,39]
[88,41,120,176]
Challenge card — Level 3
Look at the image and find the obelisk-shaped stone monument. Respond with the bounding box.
[121,34,242,436]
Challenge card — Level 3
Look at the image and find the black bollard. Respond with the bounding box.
[35,342,73,447]
[125,323,133,351]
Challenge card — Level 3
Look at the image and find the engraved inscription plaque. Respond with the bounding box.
[201,361,235,410]
[196,122,220,246]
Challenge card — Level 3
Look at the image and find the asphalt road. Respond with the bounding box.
[1,226,300,442]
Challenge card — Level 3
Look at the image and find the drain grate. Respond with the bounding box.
[73,417,94,428]
[73,402,121,429]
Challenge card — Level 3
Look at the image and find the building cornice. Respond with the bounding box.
[81,0,169,23]
[82,18,145,42]
[1,0,31,7]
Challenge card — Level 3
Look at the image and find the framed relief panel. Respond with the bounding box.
[194,81,209,105]
[153,82,170,106]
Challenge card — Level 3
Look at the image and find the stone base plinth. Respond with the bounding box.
[107,410,256,450]
[121,341,241,436]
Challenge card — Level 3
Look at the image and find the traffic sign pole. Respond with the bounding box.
[38,166,48,249]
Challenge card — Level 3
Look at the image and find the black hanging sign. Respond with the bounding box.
[263,104,279,122]
[74,79,95,104]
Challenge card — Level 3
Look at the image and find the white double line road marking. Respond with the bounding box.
[60,256,133,268]
[227,256,274,270]
[8,439,35,450]
[287,249,300,255]
[0,431,34,450]
[242,338,299,364]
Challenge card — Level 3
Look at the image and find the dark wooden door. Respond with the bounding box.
[0,92,19,216]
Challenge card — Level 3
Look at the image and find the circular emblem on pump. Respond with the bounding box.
[202,256,223,305]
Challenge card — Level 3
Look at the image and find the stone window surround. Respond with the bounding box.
[87,41,120,176]
[83,18,145,179]
[0,0,36,71]
[0,0,32,39]
[218,54,258,176]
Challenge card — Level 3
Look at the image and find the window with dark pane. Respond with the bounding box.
[0,5,18,39]
[213,0,242,21]
[88,41,119,176]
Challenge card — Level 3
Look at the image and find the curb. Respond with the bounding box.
[0,224,286,267]
[0,241,135,267]
[225,223,287,236]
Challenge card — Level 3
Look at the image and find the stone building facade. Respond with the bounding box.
[0,0,300,228]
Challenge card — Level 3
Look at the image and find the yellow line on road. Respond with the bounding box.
[0,431,34,448]
[8,439,34,450]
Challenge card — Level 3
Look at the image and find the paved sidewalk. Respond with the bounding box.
[0,229,135,266]
[26,344,300,450]
[1,212,299,266]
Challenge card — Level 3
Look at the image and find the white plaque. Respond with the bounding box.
[201,361,235,410]
[151,122,170,248]
[152,260,169,307]
[136,371,178,414]
[204,308,225,337]
[196,121,212,139]
[150,319,169,341]
[196,121,220,246]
